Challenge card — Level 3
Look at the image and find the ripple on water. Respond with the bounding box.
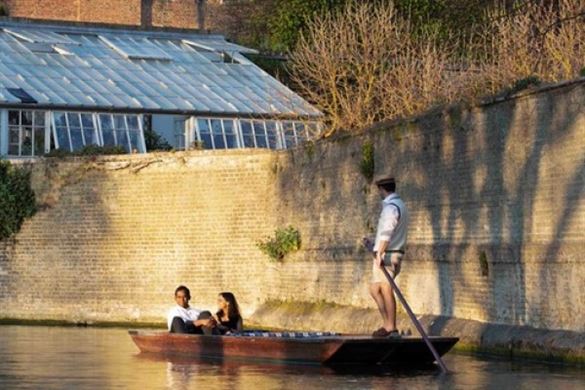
[0,326,583,389]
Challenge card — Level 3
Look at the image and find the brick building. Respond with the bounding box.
[1,0,224,30]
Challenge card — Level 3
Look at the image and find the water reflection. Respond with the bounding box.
[0,326,583,390]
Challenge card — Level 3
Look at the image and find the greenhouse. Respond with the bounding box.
[0,19,322,157]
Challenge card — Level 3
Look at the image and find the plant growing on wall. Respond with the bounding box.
[0,1,8,17]
[359,141,375,182]
[257,226,301,262]
[0,160,36,240]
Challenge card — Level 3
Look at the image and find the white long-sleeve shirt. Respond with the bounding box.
[167,305,202,330]
[374,193,408,252]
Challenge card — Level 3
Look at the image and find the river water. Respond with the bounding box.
[0,326,583,389]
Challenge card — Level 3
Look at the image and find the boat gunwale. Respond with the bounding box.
[128,330,459,345]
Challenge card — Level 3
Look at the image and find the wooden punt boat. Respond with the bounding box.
[128,330,459,366]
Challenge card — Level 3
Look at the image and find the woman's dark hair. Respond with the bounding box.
[217,292,241,319]
[175,285,191,299]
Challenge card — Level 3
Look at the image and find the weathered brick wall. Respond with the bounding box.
[0,80,583,331]
[0,151,278,322]
[4,0,227,30]
[270,80,585,332]
[5,0,142,25]
[151,0,198,29]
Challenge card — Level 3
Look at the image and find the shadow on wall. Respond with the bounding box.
[273,81,584,331]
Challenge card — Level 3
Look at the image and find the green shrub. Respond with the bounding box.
[510,76,542,94]
[144,129,172,151]
[45,145,126,157]
[359,141,375,182]
[0,4,7,17]
[257,226,301,262]
[580,67,585,77]
[0,160,36,240]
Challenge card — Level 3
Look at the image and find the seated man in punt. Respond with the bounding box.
[167,285,218,335]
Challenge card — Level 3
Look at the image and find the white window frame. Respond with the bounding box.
[0,109,8,156]
[6,109,50,157]
[193,117,240,150]
[52,111,146,154]
[188,116,322,151]
[238,119,257,148]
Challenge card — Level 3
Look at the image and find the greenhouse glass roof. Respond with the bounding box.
[0,20,322,118]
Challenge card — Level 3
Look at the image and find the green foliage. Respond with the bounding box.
[257,226,301,262]
[269,0,348,51]
[45,145,126,157]
[144,129,172,152]
[479,251,489,277]
[580,67,585,77]
[264,0,496,52]
[359,141,375,182]
[0,160,36,240]
[510,76,542,94]
[394,0,493,40]
[0,2,7,17]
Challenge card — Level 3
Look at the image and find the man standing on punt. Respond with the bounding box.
[365,176,409,338]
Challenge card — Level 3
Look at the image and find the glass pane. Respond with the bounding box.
[53,112,67,127]
[34,127,45,156]
[83,127,98,145]
[126,116,139,130]
[80,114,94,129]
[295,122,307,143]
[81,114,98,145]
[100,115,116,146]
[8,127,19,156]
[114,115,126,130]
[56,127,70,151]
[21,127,33,156]
[8,126,19,144]
[8,111,19,126]
[197,119,212,149]
[70,128,84,151]
[34,111,45,127]
[240,121,255,148]
[22,111,32,126]
[253,121,267,148]
[129,130,143,153]
[211,119,225,149]
[116,129,130,152]
[67,113,81,128]
[265,121,278,149]
[283,122,296,148]
[8,143,19,156]
[223,120,238,149]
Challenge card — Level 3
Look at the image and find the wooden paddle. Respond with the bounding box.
[364,240,449,374]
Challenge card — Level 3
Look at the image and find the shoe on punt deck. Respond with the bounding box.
[373,328,400,337]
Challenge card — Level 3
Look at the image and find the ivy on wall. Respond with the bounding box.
[0,161,36,240]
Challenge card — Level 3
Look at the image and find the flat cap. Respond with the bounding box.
[374,176,396,186]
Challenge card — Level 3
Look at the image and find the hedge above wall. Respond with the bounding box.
[0,160,36,240]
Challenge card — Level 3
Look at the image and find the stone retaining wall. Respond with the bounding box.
[0,81,583,356]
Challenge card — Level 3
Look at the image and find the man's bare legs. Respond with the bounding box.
[370,282,397,332]
[380,283,397,331]
[370,283,387,322]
